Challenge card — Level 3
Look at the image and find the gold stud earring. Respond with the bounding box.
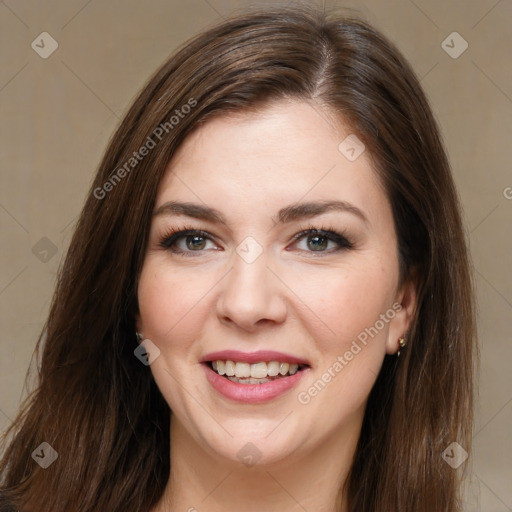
[397,336,406,357]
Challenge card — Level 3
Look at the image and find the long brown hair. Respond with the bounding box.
[1,4,476,511]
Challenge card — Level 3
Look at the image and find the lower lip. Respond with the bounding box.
[202,363,310,404]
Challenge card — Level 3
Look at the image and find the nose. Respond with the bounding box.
[215,247,287,331]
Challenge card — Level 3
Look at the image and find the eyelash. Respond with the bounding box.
[158,223,354,257]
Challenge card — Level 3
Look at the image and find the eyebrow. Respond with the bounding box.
[153,199,368,225]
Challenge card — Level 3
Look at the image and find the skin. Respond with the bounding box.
[136,99,416,512]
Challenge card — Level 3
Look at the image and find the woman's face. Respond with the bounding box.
[136,99,415,467]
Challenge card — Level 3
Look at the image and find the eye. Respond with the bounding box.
[290,227,353,253]
[158,228,219,255]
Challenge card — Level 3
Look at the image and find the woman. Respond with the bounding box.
[0,4,476,511]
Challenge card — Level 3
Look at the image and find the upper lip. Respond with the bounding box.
[200,350,310,366]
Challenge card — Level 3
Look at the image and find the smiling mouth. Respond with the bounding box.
[206,360,310,385]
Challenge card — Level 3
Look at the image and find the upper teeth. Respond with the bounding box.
[212,360,300,378]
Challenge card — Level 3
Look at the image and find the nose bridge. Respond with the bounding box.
[216,239,286,328]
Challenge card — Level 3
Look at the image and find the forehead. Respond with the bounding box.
[155,99,389,226]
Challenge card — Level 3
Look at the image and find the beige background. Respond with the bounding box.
[1,0,511,510]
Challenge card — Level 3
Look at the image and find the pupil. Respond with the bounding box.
[308,235,327,251]
[187,235,206,250]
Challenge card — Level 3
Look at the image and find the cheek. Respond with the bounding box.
[296,267,395,416]
[301,263,396,351]
[137,260,212,352]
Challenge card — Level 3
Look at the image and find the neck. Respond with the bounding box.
[152,413,360,512]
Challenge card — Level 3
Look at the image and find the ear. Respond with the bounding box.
[385,269,418,355]
[134,311,144,343]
